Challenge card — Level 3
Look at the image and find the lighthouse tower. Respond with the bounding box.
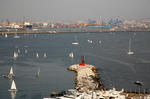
[80,56,85,66]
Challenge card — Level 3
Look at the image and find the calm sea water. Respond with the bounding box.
[0,32,150,99]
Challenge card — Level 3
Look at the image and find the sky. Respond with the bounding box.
[0,0,150,21]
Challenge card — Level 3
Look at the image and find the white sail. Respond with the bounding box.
[35,68,40,78]
[13,52,18,59]
[99,40,102,44]
[5,34,8,38]
[13,34,20,39]
[25,49,28,54]
[37,68,40,76]
[87,40,92,43]
[69,52,74,58]
[17,49,20,53]
[9,67,13,75]
[36,53,39,58]
[43,53,47,58]
[11,80,17,90]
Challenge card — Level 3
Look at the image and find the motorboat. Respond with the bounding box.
[134,81,144,86]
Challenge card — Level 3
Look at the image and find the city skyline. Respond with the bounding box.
[0,0,150,21]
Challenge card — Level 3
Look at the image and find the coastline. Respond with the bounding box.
[0,30,150,34]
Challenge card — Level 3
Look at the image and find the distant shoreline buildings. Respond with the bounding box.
[0,17,150,33]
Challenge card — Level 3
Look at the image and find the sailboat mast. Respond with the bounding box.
[38,67,40,74]
[129,38,131,52]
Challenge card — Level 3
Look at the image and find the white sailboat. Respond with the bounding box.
[17,49,20,53]
[72,42,79,45]
[5,34,8,38]
[13,52,18,59]
[128,38,134,55]
[36,53,39,58]
[13,34,20,39]
[25,49,28,54]
[99,40,102,44]
[8,80,17,92]
[2,67,14,78]
[72,36,79,45]
[35,68,40,78]
[87,40,92,43]
[43,53,47,58]
[69,52,74,58]
[8,67,14,79]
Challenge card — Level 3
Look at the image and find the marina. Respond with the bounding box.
[0,32,150,99]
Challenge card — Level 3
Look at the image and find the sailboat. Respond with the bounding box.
[99,40,102,44]
[17,49,20,53]
[72,36,79,45]
[43,53,47,58]
[72,42,79,45]
[25,49,28,54]
[87,40,92,43]
[36,53,39,58]
[35,68,40,78]
[8,67,14,79]
[69,52,74,58]
[128,38,134,55]
[5,34,8,38]
[13,52,18,59]
[13,34,20,39]
[8,80,17,92]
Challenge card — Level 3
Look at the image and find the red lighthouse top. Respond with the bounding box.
[79,56,85,66]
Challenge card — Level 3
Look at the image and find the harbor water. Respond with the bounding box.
[0,32,150,99]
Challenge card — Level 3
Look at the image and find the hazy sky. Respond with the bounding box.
[0,0,150,21]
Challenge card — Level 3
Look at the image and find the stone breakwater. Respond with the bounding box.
[68,64,104,93]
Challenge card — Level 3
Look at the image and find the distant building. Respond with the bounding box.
[88,19,96,24]
[24,22,32,29]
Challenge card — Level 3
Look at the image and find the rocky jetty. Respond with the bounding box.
[44,57,150,99]
[68,63,104,92]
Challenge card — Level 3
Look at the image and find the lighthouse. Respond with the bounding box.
[80,56,85,66]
